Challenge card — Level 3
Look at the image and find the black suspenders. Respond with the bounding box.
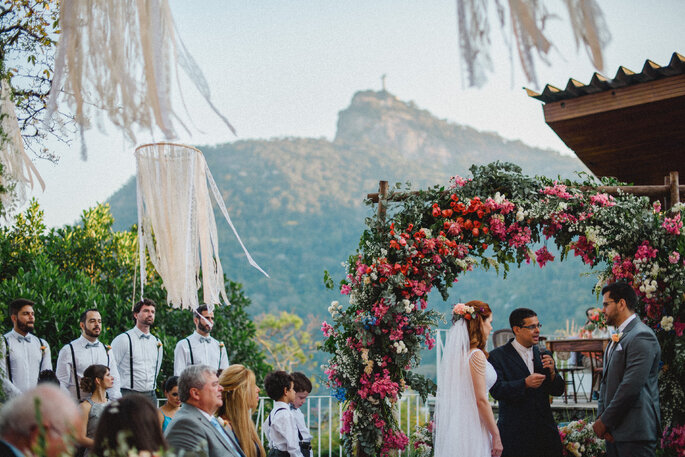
[2,336,12,382]
[68,341,110,401]
[185,337,223,369]
[3,334,47,384]
[126,331,161,390]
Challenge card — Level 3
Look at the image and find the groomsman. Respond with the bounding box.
[174,305,229,376]
[593,282,660,457]
[55,309,122,401]
[2,299,52,394]
[488,308,565,457]
[111,299,163,403]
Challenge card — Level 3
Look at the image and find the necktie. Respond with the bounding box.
[139,334,151,340]
[209,417,239,452]
[85,342,100,349]
[199,337,211,343]
[17,335,31,343]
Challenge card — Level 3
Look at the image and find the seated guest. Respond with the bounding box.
[92,394,167,457]
[76,364,113,456]
[0,384,82,457]
[218,364,266,457]
[158,375,181,432]
[165,365,243,457]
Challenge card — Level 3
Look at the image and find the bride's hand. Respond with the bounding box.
[491,435,503,457]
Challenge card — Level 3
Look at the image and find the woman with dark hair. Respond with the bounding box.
[92,394,168,457]
[434,300,502,457]
[158,375,180,431]
[76,364,112,456]
[217,364,265,457]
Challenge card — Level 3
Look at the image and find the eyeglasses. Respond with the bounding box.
[520,324,542,330]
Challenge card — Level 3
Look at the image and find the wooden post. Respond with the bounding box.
[377,181,388,224]
[669,171,680,208]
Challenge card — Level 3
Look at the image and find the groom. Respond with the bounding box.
[593,282,660,457]
[488,308,565,457]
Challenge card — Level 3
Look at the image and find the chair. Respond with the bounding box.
[492,329,514,348]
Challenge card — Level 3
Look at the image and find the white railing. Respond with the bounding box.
[255,393,431,457]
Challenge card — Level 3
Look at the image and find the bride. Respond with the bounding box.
[434,300,503,457]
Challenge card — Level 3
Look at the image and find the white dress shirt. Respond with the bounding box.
[263,401,304,457]
[291,406,313,442]
[173,332,228,376]
[2,330,52,393]
[512,338,534,374]
[111,327,163,391]
[0,338,21,398]
[55,335,122,401]
[607,313,637,360]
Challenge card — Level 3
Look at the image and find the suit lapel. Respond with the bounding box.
[606,318,639,369]
[189,406,238,456]
[504,341,530,376]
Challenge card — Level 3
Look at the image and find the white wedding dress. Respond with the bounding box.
[434,321,497,456]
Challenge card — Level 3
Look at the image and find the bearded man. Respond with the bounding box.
[173,305,228,376]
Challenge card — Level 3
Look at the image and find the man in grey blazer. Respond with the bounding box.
[593,282,661,457]
[165,364,244,457]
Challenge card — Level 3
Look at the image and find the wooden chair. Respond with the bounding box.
[492,329,514,348]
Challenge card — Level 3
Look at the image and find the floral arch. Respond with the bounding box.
[321,162,684,456]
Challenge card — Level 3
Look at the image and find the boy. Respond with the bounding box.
[263,370,303,457]
[290,372,313,457]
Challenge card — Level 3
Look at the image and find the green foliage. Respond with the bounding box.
[254,311,317,373]
[0,201,271,392]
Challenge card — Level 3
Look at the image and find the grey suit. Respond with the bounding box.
[165,403,243,457]
[598,317,660,456]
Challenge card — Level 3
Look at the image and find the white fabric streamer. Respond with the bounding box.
[0,80,45,217]
[135,143,267,311]
[434,320,491,456]
[455,0,610,87]
[47,0,235,160]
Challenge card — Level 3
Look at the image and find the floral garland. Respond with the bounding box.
[321,162,684,456]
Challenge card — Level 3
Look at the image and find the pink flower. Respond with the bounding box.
[663,213,683,235]
[450,175,470,188]
[535,246,555,268]
[669,251,681,264]
[589,193,616,207]
[653,201,662,213]
[321,321,334,337]
[540,182,574,200]
[674,321,685,337]
[488,216,507,240]
[340,284,352,295]
[507,223,532,248]
[635,240,658,261]
[570,236,595,264]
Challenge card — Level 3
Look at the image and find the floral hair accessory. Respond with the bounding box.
[452,303,476,323]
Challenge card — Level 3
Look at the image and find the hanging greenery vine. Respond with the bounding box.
[321,162,684,456]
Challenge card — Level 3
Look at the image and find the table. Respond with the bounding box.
[546,338,610,403]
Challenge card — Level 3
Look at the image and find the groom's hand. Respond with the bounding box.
[525,373,546,388]
[592,417,608,439]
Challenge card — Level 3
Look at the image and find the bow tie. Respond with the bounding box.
[139,334,151,340]
[16,335,31,343]
[85,342,100,349]
[199,337,211,343]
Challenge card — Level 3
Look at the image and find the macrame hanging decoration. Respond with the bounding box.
[47,0,235,160]
[135,143,267,311]
[456,0,610,87]
[0,80,45,217]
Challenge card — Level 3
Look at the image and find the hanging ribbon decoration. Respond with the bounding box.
[135,142,267,311]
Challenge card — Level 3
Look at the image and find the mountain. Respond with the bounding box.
[108,90,599,333]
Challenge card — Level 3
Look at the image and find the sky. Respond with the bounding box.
[22,0,685,227]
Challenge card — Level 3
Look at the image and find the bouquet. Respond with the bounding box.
[559,419,606,457]
[583,308,607,333]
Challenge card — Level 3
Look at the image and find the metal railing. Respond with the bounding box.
[255,393,431,457]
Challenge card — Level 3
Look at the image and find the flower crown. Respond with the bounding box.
[452,303,477,323]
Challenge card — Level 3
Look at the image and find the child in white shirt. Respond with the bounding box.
[262,371,303,457]
[290,372,313,457]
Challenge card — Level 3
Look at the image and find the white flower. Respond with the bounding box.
[380,248,388,257]
[422,228,432,238]
[493,192,505,204]
[516,209,526,221]
[558,202,568,211]
[353,410,359,424]
[403,299,414,313]
[661,316,674,331]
